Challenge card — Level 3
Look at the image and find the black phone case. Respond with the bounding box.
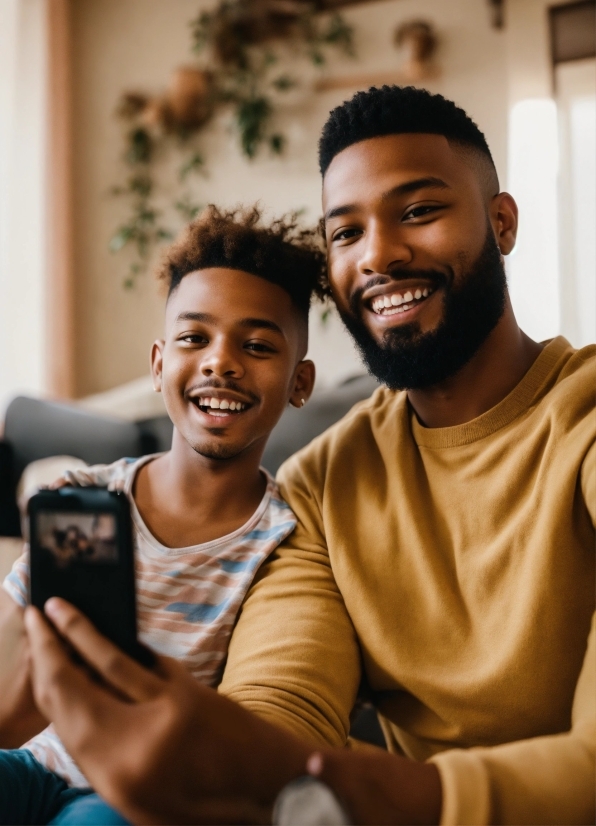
[29,487,153,667]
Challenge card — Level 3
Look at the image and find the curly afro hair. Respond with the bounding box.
[158,205,328,315]
[319,85,496,179]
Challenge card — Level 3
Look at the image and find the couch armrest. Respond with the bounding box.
[0,441,20,537]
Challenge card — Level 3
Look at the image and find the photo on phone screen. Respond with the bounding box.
[36,511,118,568]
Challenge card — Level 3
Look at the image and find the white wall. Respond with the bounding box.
[70,0,509,396]
[0,0,48,417]
[504,0,595,347]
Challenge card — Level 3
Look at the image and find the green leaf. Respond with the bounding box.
[272,74,296,92]
[129,174,152,197]
[269,134,285,154]
[179,152,205,181]
[236,96,272,158]
[125,127,153,165]
[175,198,202,221]
[109,226,133,253]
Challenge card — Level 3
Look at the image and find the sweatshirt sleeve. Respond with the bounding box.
[430,439,596,825]
[430,610,596,825]
[219,452,361,747]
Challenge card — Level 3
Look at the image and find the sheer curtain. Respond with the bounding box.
[0,0,74,420]
[556,58,596,348]
[0,0,48,417]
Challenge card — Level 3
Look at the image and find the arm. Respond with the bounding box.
[25,600,312,825]
[427,441,596,826]
[429,611,595,825]
[219,453,362,746]
[0,587,47,746]
[26,599,442,825]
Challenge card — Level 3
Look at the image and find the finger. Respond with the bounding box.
[44,598,163,702]
[107,478,125,493]
[24,606,110,722]
[48,476,69,490]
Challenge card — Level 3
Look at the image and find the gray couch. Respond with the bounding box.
[0,374,379,537]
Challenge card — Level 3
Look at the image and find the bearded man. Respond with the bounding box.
[14,86,596,826]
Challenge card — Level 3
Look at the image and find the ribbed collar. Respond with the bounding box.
[410,336,571,449]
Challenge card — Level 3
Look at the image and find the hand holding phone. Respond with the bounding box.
[28,487,153,668]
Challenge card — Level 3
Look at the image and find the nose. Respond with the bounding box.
[357,221,413,276]
[200,337,244,379]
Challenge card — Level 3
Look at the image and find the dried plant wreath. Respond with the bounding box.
[109,0,355,288]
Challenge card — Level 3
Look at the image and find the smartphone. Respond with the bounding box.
[28,486,153,668]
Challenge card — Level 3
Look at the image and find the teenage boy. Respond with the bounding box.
[0,205,324,824]
[17,88,596,825]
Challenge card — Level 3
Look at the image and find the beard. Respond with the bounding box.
[338,227,508,391]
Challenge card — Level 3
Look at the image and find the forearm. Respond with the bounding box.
[0,590,46,746]
[304,747,442,826]
[431,613,596,826]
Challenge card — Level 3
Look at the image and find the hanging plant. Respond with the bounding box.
[109,0,355,288]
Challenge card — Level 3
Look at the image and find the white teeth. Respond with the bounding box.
[195,396,246,412]
[371,287,435,314]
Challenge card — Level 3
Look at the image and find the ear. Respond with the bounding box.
[150,340,165,393]
[289,360,316,408]
[489,192,518,256]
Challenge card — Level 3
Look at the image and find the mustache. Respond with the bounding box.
[185,379,260,404]
[348,268,450,316]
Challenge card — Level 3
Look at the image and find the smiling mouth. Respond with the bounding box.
[191,396,251,418]
[369,286,436,316]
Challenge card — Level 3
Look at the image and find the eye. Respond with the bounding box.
[402,204,443,221]
[245,341,276,354]
[331,227,363,243]
[179,333,207,345]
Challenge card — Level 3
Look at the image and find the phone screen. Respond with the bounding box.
[36,511,119,567]
[29,488,154,668]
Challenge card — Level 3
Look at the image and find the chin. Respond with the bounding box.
[191,440,244,461]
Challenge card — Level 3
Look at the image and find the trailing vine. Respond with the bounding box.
[110,1,355,288]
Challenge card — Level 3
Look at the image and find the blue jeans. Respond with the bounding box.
[0,749,129,825]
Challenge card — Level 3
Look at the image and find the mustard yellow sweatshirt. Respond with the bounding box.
[221,337,595,825]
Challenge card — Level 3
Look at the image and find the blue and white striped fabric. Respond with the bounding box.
[3,455,296,788]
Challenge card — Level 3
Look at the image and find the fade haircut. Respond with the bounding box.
[319,85,499,195]
[158,205,327,317]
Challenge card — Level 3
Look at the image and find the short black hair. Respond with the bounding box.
[319,85,495,179]
[158,205,327,317]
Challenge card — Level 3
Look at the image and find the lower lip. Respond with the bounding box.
[368,290,439,326]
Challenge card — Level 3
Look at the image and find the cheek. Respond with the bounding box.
[328,249,356,309]
[161,351,195,398]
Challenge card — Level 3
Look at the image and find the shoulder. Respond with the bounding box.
[276,385,406,500]
[539,340,596,430]
[63,454,158,490]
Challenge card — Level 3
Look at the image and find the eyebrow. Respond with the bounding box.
[324,176,451,222]
[175,311,283,335]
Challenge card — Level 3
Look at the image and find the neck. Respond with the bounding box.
[160,431,266,516]
[134,431,267,548]
[407,299,544,429]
